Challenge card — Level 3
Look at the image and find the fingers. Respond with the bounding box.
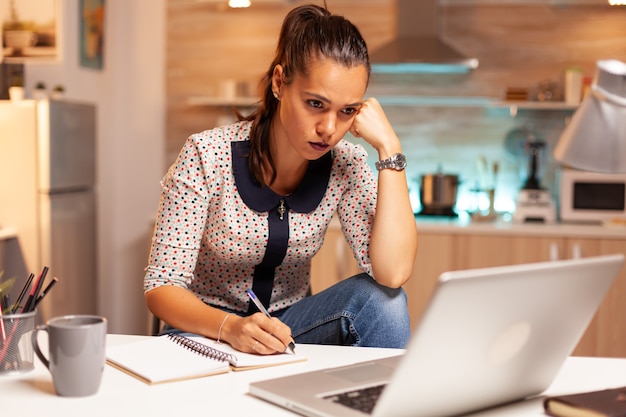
[352,98,389,141]
[352,98,399,153]
[240,314,294,355]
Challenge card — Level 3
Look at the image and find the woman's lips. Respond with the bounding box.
[309,142,329,152]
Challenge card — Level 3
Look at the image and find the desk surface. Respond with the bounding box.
[3,334,626,415]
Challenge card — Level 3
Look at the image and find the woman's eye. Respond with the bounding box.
[308,100,323,109]
[342,107,357,116]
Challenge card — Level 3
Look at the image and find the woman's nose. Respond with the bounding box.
[317,113,337,137]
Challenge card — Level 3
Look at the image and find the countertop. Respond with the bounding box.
[326,211,625,239]
[414,212,626,240]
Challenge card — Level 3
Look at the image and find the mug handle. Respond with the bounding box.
[31,324,50,370]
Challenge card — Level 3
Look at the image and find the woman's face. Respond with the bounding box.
[272,57,368,161]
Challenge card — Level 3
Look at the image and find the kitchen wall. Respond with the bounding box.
[14,0,166,334]
[166,0,626,214]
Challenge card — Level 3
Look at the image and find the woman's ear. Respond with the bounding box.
[271,64,284,98]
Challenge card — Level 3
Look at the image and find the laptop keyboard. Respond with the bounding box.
[323,384,386,415]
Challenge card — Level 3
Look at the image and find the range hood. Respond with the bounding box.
[370,0,479,74]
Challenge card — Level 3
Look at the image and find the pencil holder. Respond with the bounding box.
[0,310,36,375]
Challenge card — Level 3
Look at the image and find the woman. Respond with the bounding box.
[144,3,418,354]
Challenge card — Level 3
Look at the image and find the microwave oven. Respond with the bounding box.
[559,168,626,223]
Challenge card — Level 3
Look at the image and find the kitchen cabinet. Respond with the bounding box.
[453,233,626,357]
[454,234,563,268]
[404,233,456,327]
[310,222,626,357]
[564,238,626,357]
[310,224,360,295]
[187,96,259,108]
[310,226,454,329]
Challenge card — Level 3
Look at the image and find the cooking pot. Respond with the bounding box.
[419,172,459,216]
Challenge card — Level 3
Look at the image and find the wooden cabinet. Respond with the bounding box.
[453,233,626,357]
[453,235,563,268]
[310,225,360,295]
[565,238,626,357]
[311,229,455,329]
[311,222,626,357]
[404,233,456,328]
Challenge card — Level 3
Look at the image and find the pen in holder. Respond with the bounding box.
[0,310,36,375]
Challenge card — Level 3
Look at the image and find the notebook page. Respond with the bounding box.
[188,336,307,370]
[106,335,230,384]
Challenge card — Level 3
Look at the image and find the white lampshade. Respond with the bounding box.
[553,59,626,173]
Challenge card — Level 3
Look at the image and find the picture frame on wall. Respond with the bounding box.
[79,0,105,69]
[1,0,59,63]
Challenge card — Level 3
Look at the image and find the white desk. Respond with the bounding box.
[3,334,626,416]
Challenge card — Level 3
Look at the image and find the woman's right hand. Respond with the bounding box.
[224,313,294,355]
[146,285,294,355]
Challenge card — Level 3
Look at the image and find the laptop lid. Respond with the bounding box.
[249,254,624,417]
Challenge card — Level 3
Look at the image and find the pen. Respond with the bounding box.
[34,277,58,307]
[246,289,296,354]
[12,273,34,313]
[0,304,5,341]
[22,266,48,313]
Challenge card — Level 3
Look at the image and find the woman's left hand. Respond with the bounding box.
[349,97,400,156]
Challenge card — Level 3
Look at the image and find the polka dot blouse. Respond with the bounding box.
[144,121,377,313]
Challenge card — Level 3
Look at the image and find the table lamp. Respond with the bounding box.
[553,59,626,174]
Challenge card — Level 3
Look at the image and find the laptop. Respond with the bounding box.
[249,254,625,417]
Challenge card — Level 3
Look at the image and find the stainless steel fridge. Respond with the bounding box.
[0,99,97,321]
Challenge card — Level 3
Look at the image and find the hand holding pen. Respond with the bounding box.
[247,289,296,354]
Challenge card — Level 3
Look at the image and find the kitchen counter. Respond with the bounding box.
[414,213,626,240]
[326,212,626,240]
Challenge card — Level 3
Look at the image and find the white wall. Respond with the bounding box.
[25,0,166,334]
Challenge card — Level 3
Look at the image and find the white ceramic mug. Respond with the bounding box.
[32,315,107,397]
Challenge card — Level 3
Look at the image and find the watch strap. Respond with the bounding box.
[375,153,406,171]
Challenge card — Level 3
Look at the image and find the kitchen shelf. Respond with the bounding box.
[186,95,579,112]
[376,96,497,107]
[187,96,260,107]
[376,96,579,111]
[495,101,578,110]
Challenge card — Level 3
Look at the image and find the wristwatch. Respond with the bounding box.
[375,153,407,171]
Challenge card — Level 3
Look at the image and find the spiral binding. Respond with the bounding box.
[166,333,237,364]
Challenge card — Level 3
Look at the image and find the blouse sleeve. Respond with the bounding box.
[144,133,213,293]
[334,142,377,276]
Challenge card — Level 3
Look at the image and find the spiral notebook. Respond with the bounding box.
[106,333,306,385]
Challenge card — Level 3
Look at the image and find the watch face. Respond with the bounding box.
[393,153,407,169]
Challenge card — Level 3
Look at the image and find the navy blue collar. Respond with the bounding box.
[232,141,332,213]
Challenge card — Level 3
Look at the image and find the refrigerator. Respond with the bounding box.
[0,99,97,321]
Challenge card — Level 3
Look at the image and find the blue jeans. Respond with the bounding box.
[163,273,411,349]
[274,273,410,349]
